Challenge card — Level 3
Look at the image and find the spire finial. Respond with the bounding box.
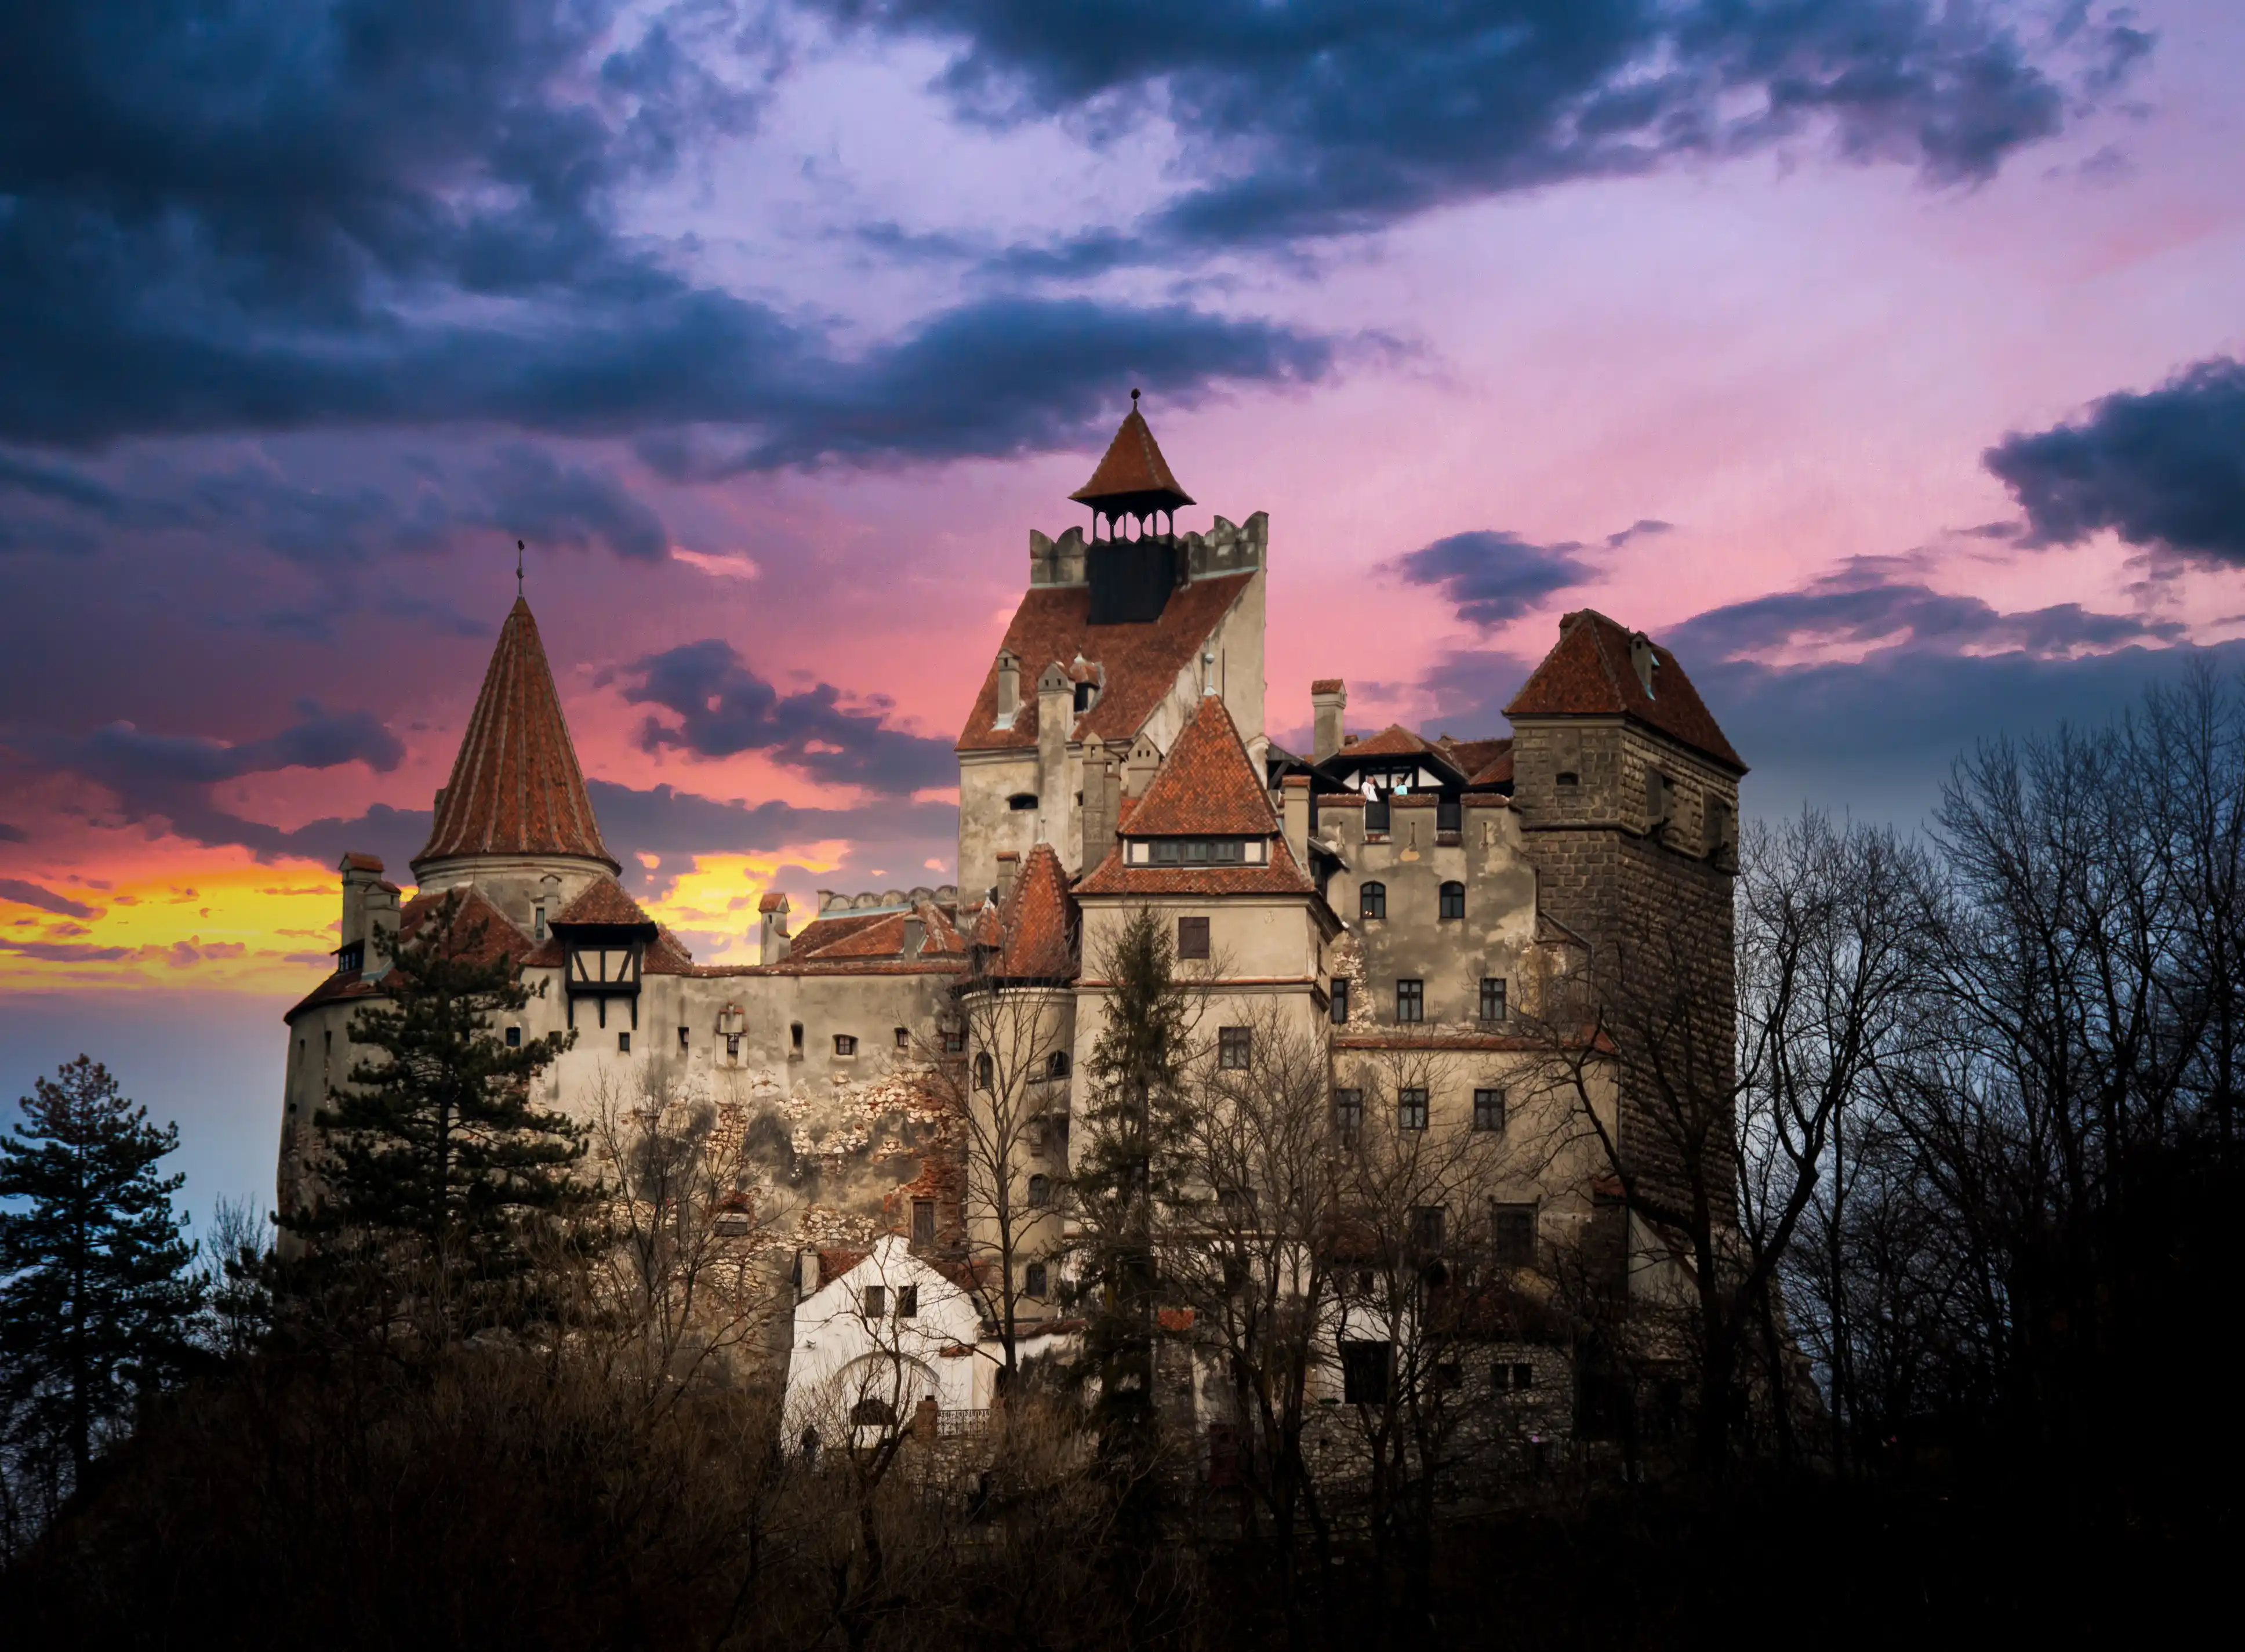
[1131,387,1140,406]
[516,539,525,597]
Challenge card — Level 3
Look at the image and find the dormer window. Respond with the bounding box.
[336,940,365,974]
[1149,838,1251,865]
[1074,681,1095,713]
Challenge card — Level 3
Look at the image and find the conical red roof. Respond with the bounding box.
[1124,694,1278,837]
[993,843,1077,979]
[1070,398,1194,513]
[413,597,619,873]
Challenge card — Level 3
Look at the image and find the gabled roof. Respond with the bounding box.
[1338,722,1435,760]
[1505,609,1744,772]
[1124,694,1279,837]
[1438,735,1511,778]
[991,843,1076,979]
[786,899,964,964]
[284,885,532,1023]
[415,597,619,873]
[553,877,656,929]
[1069,398,1194,514]
[957,572,1255,753]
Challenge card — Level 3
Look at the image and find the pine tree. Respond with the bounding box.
[285,888,583,1334]
[0,1056,200,1488]
[1073,905,1194,1472]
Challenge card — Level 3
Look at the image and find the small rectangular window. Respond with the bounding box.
[1706,798,1733,858]
[1492,1203,1537,1268]
[1218,1026,1251,1069]
[834,1033,858,1056]
[1646,768,1670,826]
[1439,881,1465,920]
[1360,882,1386,920]
[1436,1360,1463,1392]
[896,1285,918,1319]
[1410,1205,1445,1252]
[1472,1088,1506,1132]
[678,1025,691,1051]
[1480,978,1507,1022]
[1177,916,1210,960]
[1341,1341,1393,1405]
[1510,1361,1535,1391]
[617,1031,631,1054]
[1213,838,1242,863]
[1398,1087,1429,1130]
[912,1198,936,1249]
[533,908,547,941]
[1027,1174,1051,1208]
[862,1285,885,1319]
[790,1022,804,1054]
[1154,840,1182,864]
[942,1029,966,1054]
[1025,1261,1048,1298]
[1395,979,1423,1023]
[1333,1088,1364,1138]
[1185,839,1211,862]
[1330,979,1350,1025]
[894,1026,911,1050]
[506,1026,522,1048]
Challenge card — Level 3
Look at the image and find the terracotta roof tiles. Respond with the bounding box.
[1339,723,1436,759]
[553,877,655,929]
[1069,401,1194,511]
[1122,694,1280,837]
[284,886,532,1023]
[1505,609,1744,771]
[991,843,1076,979]
[1075,836,1316,896]
[415,597,619,873]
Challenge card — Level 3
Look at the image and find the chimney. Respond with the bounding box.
[1080,739,1120,871]
[903,914,925,957]
[364,882,402,979]
[994,851,1020,907]
[1628,633,1659,699]
[798,1250,820,1298]
[1123,732,1161,799]
[1036,662,1071,840]
[337,852,384,954]
[1281,775,1310,869]
[1311,679,1347,763]
[759,891,791,964]
[994,650,1021,729]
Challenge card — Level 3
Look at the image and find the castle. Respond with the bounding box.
[276,400,1745,1437]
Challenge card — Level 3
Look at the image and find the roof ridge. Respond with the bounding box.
[1120,694,1279,837]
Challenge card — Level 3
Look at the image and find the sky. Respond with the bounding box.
[5,0,2245,1215]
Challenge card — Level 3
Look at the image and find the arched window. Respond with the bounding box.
[975,1052,994,1091]
[1439,881,1465,920]
[1360,882,1386,920]
[1048,1050,1070,1079]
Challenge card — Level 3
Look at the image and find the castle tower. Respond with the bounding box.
[956,396,1269,899]
[411,594,620,934]
[1504,609,1745,1211]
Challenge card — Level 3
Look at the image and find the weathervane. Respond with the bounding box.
[517,539,525,597]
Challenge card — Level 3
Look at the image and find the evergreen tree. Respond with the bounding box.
[1073,905,1194,1473]
[285,888,583,1334]
[0,1056,199,1487]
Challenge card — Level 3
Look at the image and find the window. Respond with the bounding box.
[912,1199,936,1249]
[1472,1088,1507,1132]
[1333,1089,1364,1139]
[1025,1261,1048,1298]
[1177,916,1209,960]
[617,1031,631,1054]
[1329,979,1350,1025]
[834,1033,858,1056]
[1498,1361,1535,1392]
[506,1026,522,1048]
[1436,1360,1463,1392]
[896,1285,918,1319]
[533,907,546,941]
[725,1034,742,1059]
[1218,1026,1252,1069]
[1152,838,1248,865]
[1008,792,1038,811]
[1360,881,1386,920]
[862,1285,885,1318]
[1706,798,1733,858]
[1027,1174,1050,1208]
[1047,1050,1070,1079]
[895,1026,910,1050]
[678,1025,691,1051]
[1439,881,1465,920]
[1395,978,1423,1023]
[790,1022,804,1054]
[1398,1087,1429,1130]
[1492,1203,1538,1268]
[1074,680,1094,713]
[1556,771,1579,790]
[850,1397,895,1428]
[975,1052,994,1090]
[1645,768,1670,826]
[1480,978,1507,1022]
[1410,1206,1445,1252]
[1341,1341,1393,1405]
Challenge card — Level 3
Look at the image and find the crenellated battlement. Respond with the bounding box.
[1027,511,1267,588]
[814,885,959,916]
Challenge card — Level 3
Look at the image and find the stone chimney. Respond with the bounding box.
[1123,732,1161,799]
[1281,774,1310,869]
[1312,679,1347,763]
[337,852,384,953]
[1080,738,1120,871]
[994,650,1021,729]
[759,891,791,964]
[1036,662,1071,840]
[1628,633,1659,699]
[994,851,1019,907]
[903,913,925,957]
[364,881,402,978]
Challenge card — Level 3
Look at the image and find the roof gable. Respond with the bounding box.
[415,597,619,873]
[1505,609,1745,771]
[1125,694,1278,837]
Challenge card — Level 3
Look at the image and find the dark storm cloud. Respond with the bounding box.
[0,878,99,920]
[1661,558,2185,663]
[588,781,958,860]
[1387,529,1598,629]
[622,640,956,794]
[1984,357,2245,567]
[826,1,2150,253]
[0,1,1341,455]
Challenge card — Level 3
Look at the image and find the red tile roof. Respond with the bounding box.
[991,843,1076,979]
[1310,678,1345,695]
[1075,836,1316,896]
[414,597,619,873]
[1465,747,1515,788]
[957,572,1255,752]
[553,877,655,928]
[341,851,385,873]
[1069,400,1194,511]
[1122,694,1279,837]
[1440,736,1512,779]
[1505,609,1745,772]
[757,891,788,914]
[789,900,964,963]
[1339,722,1434,759]
[284,886,531,1022]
